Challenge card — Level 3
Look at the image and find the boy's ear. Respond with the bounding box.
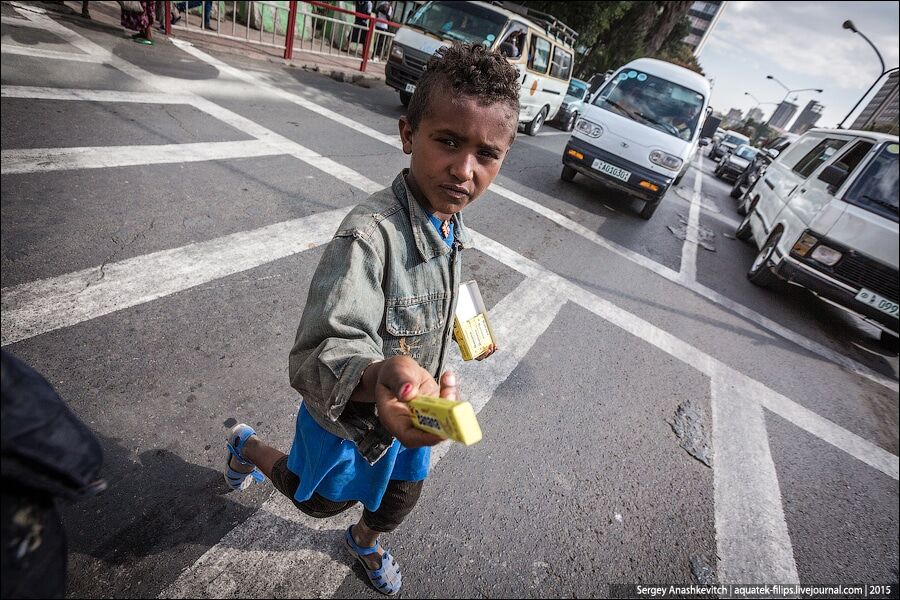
[398,116,414,155]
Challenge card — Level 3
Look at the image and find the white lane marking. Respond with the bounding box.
[1,85,195,104]
[431,279,567,469]
[711,371,800,585]
[471,231,899,481]
[0,44,105,63]
[6,9,385,194]
[170,38,405,151]
[163,42,898,392]
[158,278,566,599]
[679,155,704,283]
[0,209,349,347]
[1,140,284,175]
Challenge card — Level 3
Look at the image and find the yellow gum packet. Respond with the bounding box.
[409,395,483,446]
[453,280,497,361]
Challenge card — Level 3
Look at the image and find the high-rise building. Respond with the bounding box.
[746,107,764,124]
[768,100,799,130]
[790,100,824,134]
[723,108,743,128]
[684,1,727,56]
[851,71,899,134]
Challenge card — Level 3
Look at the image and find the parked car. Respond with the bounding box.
[730,134,798,210]
[736,128,899,346]
[552,78,589,131]
[708,130,749,160]
[560,58,711,219]
[714,144,758,182]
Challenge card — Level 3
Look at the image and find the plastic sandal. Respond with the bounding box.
[344,526,402,595]
[133,37,154,45]
[224,424,264,491]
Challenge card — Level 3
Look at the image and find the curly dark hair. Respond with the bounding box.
[406,43,520,132]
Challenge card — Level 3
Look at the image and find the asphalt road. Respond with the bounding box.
[1,3,898,598]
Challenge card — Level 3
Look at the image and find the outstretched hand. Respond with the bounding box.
[375,356,459,447]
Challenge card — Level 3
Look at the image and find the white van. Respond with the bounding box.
[560,58,711,219]
[384,1,577,135]
[736,129,899,340]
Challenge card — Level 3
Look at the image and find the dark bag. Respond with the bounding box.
[1,351,105,500]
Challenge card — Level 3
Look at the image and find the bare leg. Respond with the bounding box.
[238,435,286,480]
[351,518,385,569]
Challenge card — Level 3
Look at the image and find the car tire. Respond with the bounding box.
[730,180,744,199]
[735,210,754,241]
[565,112,577,132]
[880,330,900,355]
[747,230,782,287]
[399,91,412,107]
[639,199,660,220]
[561,165,576,182]
[525,106,548,136]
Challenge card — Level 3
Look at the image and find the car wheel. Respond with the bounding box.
[730,179,744,199]
[747,230,782,287]
[674,170,685,186]
[880,330,900,355]
[561,165,576,182]
[735,210,754,241]
[399,91,412,107]
[525,106,548,136]
[565,112,577,132]
[639,199,660,220]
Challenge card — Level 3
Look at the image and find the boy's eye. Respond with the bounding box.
[440,139,458,148]
[479,150,499,160]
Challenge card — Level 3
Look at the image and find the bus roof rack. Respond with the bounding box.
[490,1,578,47]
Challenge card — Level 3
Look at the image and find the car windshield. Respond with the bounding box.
[842,143,899,223]
[723,134,747,145]
[566,82,587,100]
[593,70,705,141]
[734,145,758,160]
[407,1,507,46]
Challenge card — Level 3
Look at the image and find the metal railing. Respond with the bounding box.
[164,1,402,71]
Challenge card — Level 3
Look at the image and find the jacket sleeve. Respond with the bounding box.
[288,231,385,423]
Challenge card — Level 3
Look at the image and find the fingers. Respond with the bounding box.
[396,426,445,448]
[475,344,498,361]
[377,356,426,402]
[439,371,458,401]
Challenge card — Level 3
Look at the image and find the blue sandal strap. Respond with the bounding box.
[345,526,382,556]
[227,426,256,465]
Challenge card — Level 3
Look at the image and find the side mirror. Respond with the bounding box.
[498,42,516,58]
[699,138,709,147]
[766,148,780,159]
[818,163,849,189]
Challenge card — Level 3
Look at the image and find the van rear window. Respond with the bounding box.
[842,143,899,223]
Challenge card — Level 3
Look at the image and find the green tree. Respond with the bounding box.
[520,1,699,79]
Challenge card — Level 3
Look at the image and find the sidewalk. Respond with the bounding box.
[61,1,386,87]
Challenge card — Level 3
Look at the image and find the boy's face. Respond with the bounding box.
[399,94,516,220]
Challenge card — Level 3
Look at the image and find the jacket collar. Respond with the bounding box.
[392,171,471,262]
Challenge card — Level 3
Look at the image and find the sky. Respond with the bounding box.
[697,0,900,129]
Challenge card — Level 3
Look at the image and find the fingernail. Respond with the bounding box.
[400,383,412,398]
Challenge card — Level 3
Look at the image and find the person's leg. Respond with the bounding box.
[350,479,423,569]
[81,1,90,18]
[239,434,285,480]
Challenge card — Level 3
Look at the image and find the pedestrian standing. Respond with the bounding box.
[344,0,373,54]
[119,1,155,45]
[223,43,516,596]
[373,1,393,60]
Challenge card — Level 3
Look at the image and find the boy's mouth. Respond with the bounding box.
[440,185,470,200]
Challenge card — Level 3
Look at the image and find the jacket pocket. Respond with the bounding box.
[385,293,447,336]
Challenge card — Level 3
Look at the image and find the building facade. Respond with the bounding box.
[746,107,764,124]
[684,0,727,56]
[768,100,799,130]
[851,70,899,134]
[723,108,744,128]
[790,100,824,134]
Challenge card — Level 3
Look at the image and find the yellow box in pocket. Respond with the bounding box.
[409,395,482,446]
[453,280,496,361]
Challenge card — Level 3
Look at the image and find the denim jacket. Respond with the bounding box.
[289,171,471,464]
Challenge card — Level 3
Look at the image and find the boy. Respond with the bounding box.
[224,43,519,595]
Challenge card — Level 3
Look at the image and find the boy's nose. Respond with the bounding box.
[449,153,475,183]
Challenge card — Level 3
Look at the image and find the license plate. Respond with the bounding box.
[591,158,631,183]
[405,83,416,93]
[855,288,900,318]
